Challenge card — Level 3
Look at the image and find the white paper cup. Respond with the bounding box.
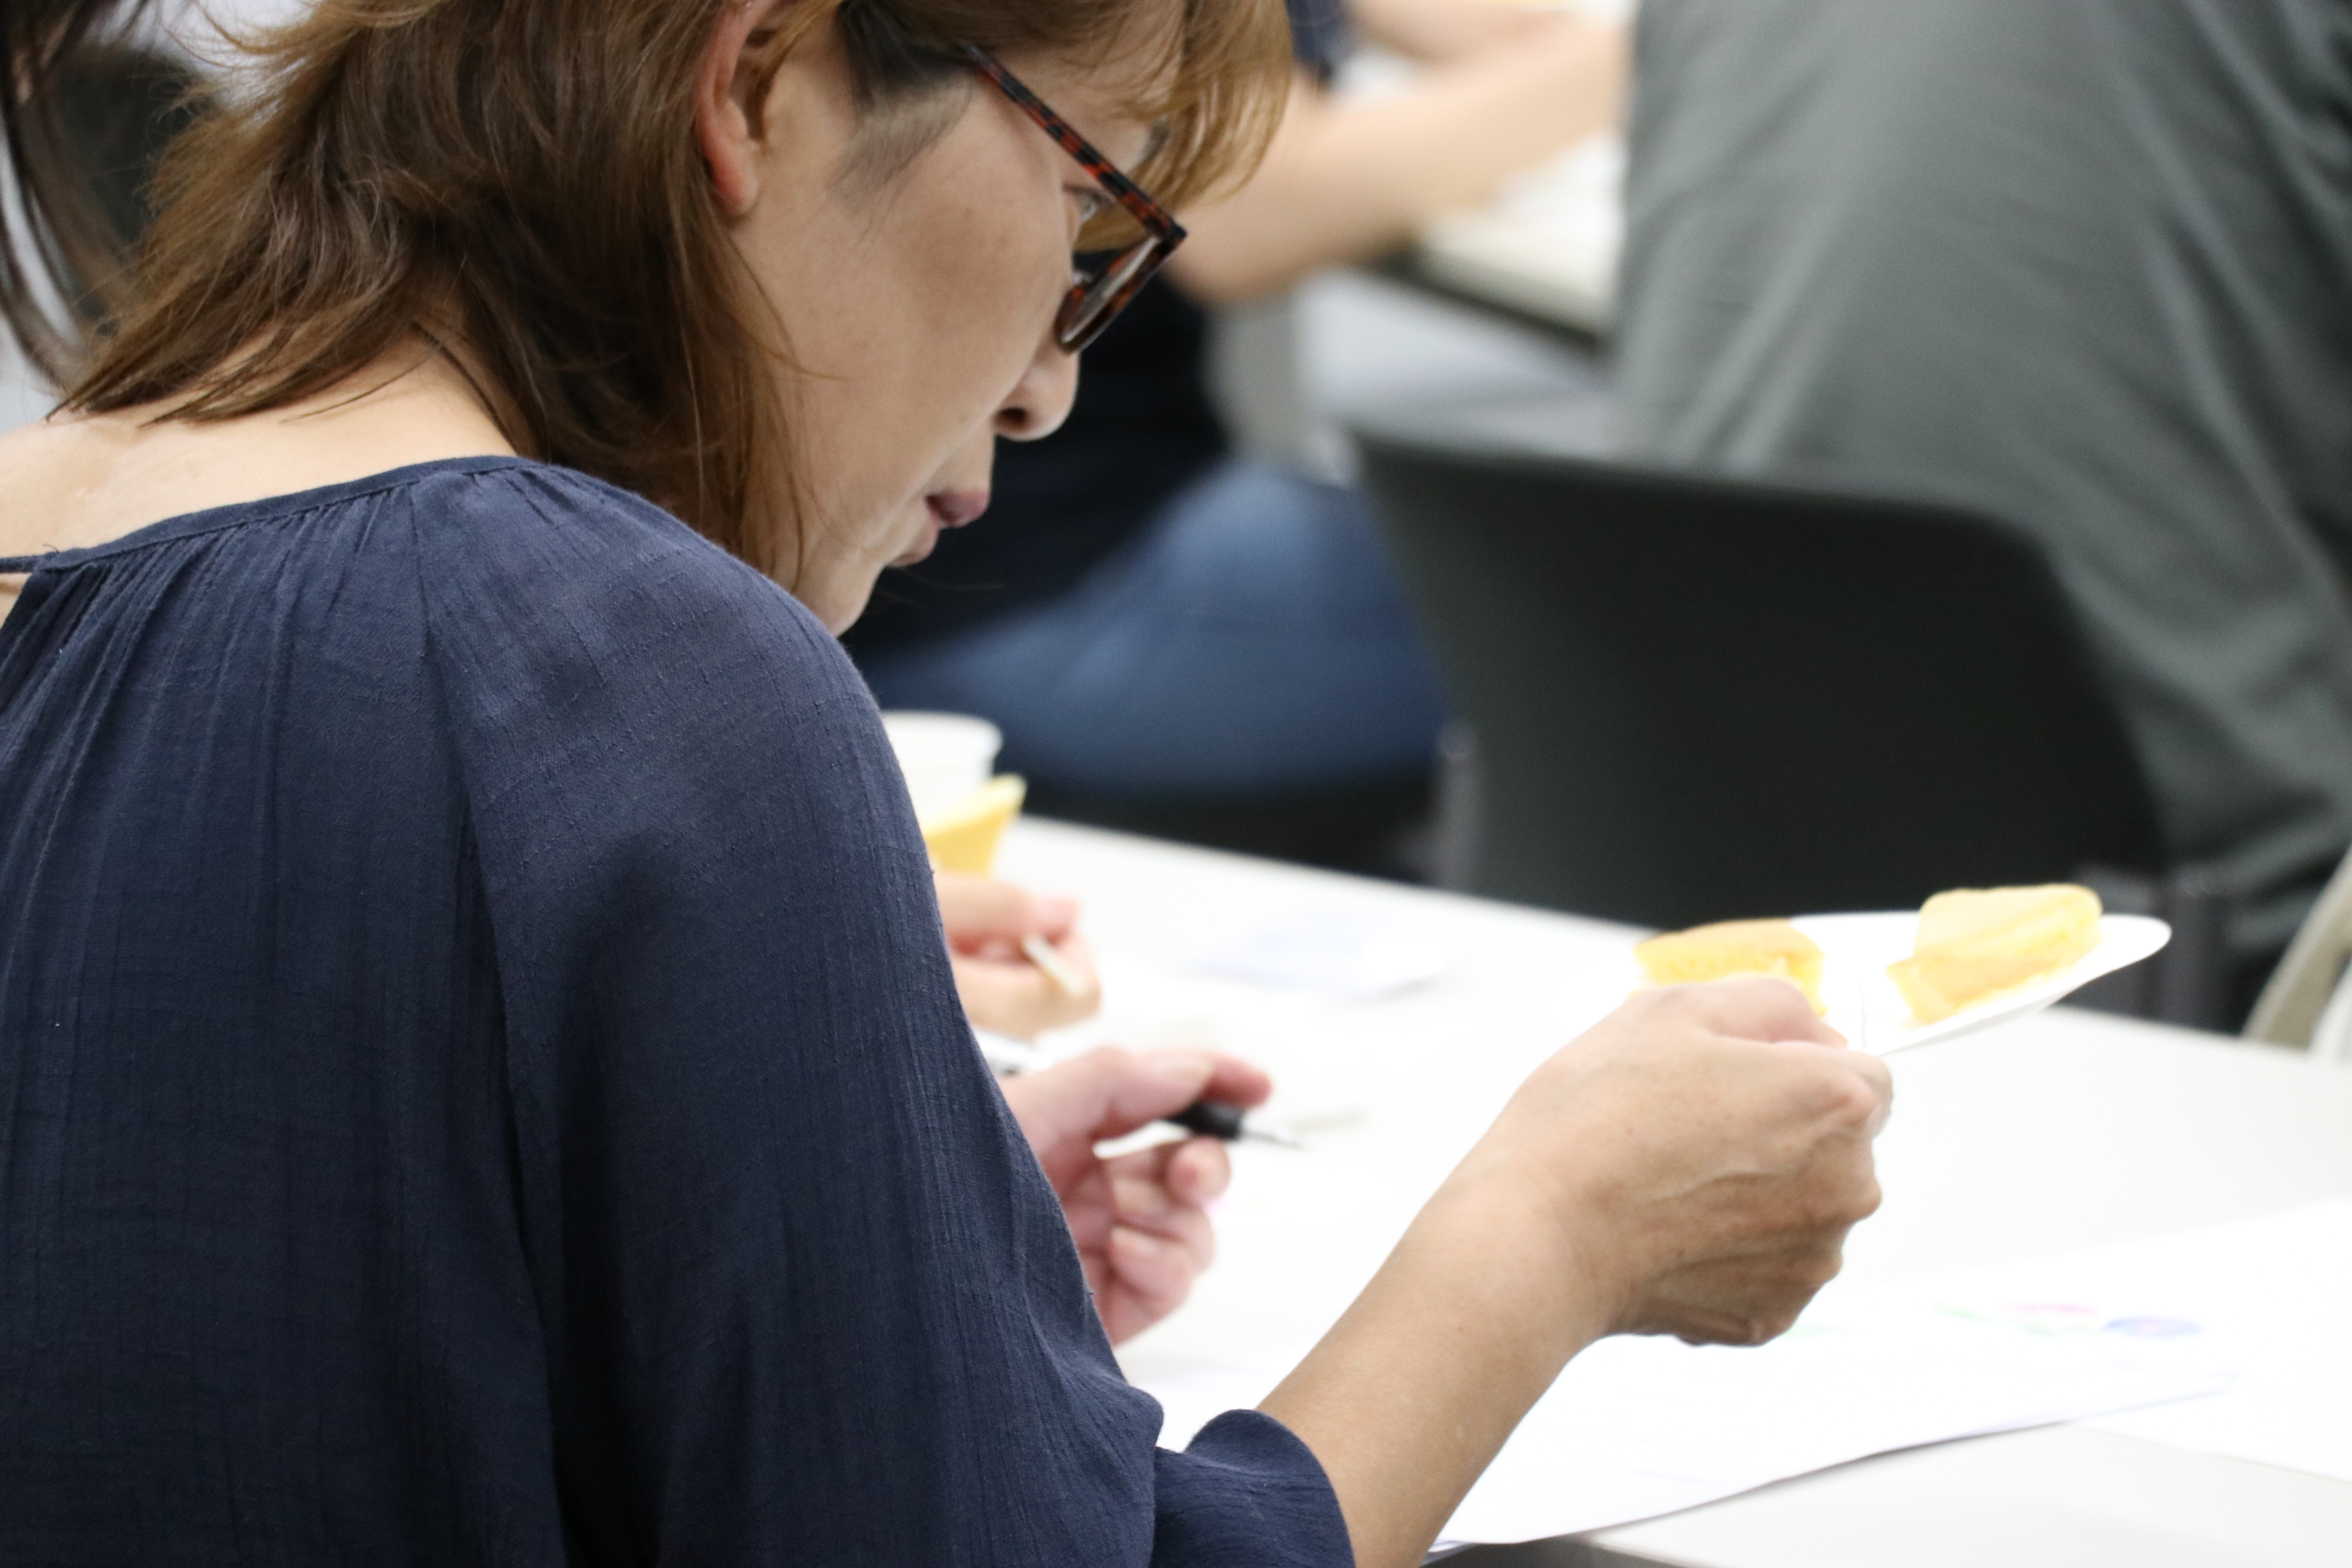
[880,711,1004,820]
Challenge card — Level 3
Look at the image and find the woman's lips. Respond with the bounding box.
[893,490,992,567]
[927,490,990,528]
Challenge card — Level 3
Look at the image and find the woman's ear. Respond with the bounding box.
[695,0,784,217]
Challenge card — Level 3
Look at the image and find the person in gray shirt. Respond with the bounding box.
[1614,0,2352,1008]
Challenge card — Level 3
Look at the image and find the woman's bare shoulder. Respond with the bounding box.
[0,412,305,561]
[0,419,98,626]
[0,417,121,560]
[0,352,513,565]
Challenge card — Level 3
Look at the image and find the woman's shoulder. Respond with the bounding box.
[395,459,920,911]
[381,461,896,806]
[405,457,782,595]
[396,457,849,686]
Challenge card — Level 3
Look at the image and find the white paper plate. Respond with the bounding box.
[1786,911,2172,1055]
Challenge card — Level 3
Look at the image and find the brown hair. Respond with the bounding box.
[48,0,1289,573]
[0,0,199,383]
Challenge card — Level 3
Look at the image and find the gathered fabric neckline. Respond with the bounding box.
[0,454,544,575]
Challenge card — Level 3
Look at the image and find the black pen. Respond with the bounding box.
[1162,1098,1302,1149]
[975,1030,1302,1148]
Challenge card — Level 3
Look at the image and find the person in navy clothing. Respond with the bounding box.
[0,2,1891,1564]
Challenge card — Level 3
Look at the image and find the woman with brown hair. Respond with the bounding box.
[0,2,1890,1563]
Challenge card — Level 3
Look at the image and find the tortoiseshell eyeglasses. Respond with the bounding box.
[959,44,1187,355]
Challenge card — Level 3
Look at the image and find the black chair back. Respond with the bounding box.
[1357,433,2168,931]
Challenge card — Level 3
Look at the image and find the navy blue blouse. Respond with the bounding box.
[0,458,1346,1566]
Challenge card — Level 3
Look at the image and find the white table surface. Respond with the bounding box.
[995,818,2352,1568]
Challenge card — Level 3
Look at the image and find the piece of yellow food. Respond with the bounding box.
[1635,919,1827,1014]
[1887,884,2103,1024]
[919,775,1026,876]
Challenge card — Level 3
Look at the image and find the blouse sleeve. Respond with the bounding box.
[417,470,1348,1566]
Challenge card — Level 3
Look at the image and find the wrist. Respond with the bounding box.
[1419,1146,1624,1354]
[1262,1151,1619,1566]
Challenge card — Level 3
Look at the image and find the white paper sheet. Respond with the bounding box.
[1138,1220,2252,1545]
[2069,1200,2352,1483]
[1184,906,1464,1000]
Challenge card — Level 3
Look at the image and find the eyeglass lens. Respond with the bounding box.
[1061,238,1169,352]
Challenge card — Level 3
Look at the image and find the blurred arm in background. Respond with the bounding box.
[1170,0,1627,303]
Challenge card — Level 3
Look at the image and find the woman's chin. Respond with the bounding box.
[890,517,942,568]
[816,581,877,637]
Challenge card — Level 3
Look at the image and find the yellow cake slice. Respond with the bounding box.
[919,775,1026,876]
[1887,884,2102,1024]
[1635,918,1827,1014]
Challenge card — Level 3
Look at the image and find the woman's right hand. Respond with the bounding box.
[1468,976,1888,1345]
[1259,977,1891,1568]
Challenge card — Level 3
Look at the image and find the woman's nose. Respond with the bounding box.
[993,334,1081,442]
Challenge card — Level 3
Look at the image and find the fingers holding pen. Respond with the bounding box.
[1100,1139,1223,1342]
[1108,1136,1229,1243]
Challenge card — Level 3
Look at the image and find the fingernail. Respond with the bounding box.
[1111,1226,1162,1260]
[1113,1177,1168,1219]
[1152,1051,1215,1087]
[1193,1153,1230,1202]
[1038,895,1078,926]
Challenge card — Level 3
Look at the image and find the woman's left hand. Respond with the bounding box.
[999,1046,1274,1344]
[936,871,1103,1040]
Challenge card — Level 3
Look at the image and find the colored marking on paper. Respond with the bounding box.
[1935,1301,2107,1336]
[1935,1302,2201,1340]
[2102,1316,2201,1339]
[2000,1302,2103,1336]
